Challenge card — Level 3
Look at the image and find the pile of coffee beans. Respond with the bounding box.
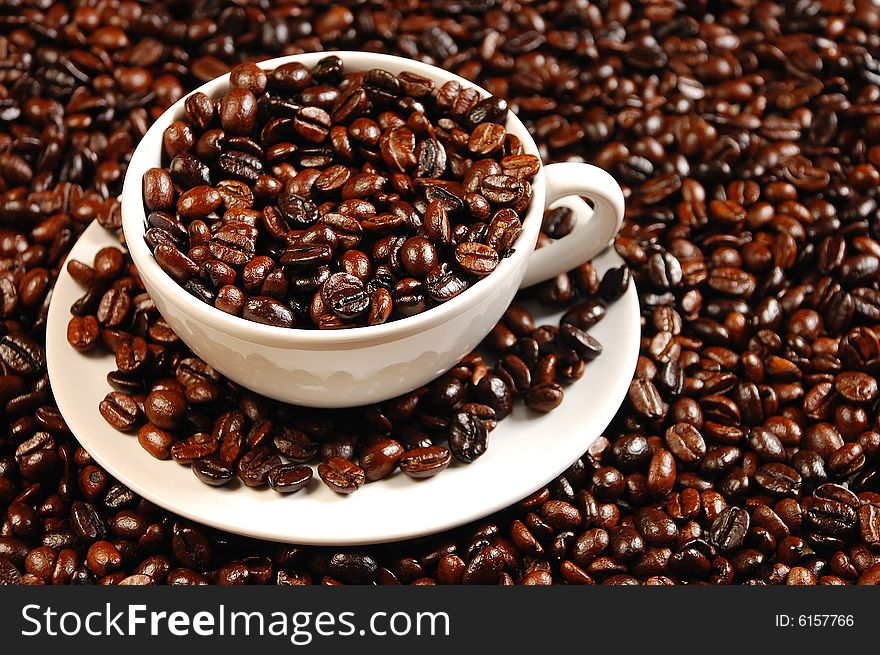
[143,58,540,329]
[66,243,617,493]
[3,0,880,584]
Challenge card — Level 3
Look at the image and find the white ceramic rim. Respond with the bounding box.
[121,51,548,348]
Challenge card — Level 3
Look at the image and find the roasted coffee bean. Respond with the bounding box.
[359,439,405,482]
[220,88,258,135]
[399,237,439,277]
[560,324,603,361]
[526,383,564,413]
[192,457,235,487]
[172,528,212,571]
[561,302,606,331]
[242,297,295,328]
[475,375,513,419]
[806,484,859,537]
[629,379,664,418]
[318,457,365,494]
[860,504,880,547]
[71,501,108,543]
[143,168,175,212]
[448,412,489,463]
[237,448,282,488]
[330,553,379,584]
[648,450,676,498]
[98,392,139,432]
[0,335,45,377]
[425,264,468,302]
[710,507,750,551]
[599,266,631,302]
[664,423,706,464]
[328,285,370,321]
[272,428,318,463]
[86,541,122,577]
[835,372,878,403]
[67,316,100,352]
[137,424,174,460]
[154,243,199,284]
[267,464,313,493]
[399,446,452,479]
[754,464,802,498]
[176,186,222,220]
[144,389,186,430]
[171,432,218,464]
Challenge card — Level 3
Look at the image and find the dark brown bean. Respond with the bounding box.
[268,464,313,493]
[318,457,365,494]
[398,446,452,479]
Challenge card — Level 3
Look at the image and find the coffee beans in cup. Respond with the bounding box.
[143,58,540,329]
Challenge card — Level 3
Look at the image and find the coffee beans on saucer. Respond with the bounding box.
[66,242,616,495]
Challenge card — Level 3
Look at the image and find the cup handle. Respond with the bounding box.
[520,162,625,288]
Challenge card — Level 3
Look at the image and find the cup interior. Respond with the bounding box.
[121,51,547,344]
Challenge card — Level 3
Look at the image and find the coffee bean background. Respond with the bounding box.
[3,1,880,584]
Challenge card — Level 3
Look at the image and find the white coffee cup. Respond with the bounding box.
[120,51,625,407]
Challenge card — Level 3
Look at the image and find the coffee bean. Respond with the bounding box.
[330,553,379,584]
[834,371,878,403]
[242,297,295,328]
[425,264,468,302]
[599,266,631,302]
[0,335,45,377]
[475,374,513,419]
[416,139,448,178]
[98,392,140,432]
[143,168,174,212]
[137,424,174,460]
[710,507,750,551]
[754,463,802,498]
[192,457,235,487]
[860,504,880,548]
[628,379,665,418]
[144,389,186,430]
[647,449,676,498]
[449,412,489,463]
[154,243,199,284]
[806,484,859,537]
[399,446,452,479]
[561,302,606,331]
[664,423,706,464]
[172,528,212,571]
[560,324,603,361]
[525,383,564,413]
[358,439,404,481]
[268,464,313,493]
[86,541,122,577]
[176,186,222,220]
[67,316,100,351]
[469,123,506,155]
[220,88,258,135]
[236,448,282,488]
[400,237,438,277]
[318,457,365,494]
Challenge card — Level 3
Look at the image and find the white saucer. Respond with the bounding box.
[46,213,639,545]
